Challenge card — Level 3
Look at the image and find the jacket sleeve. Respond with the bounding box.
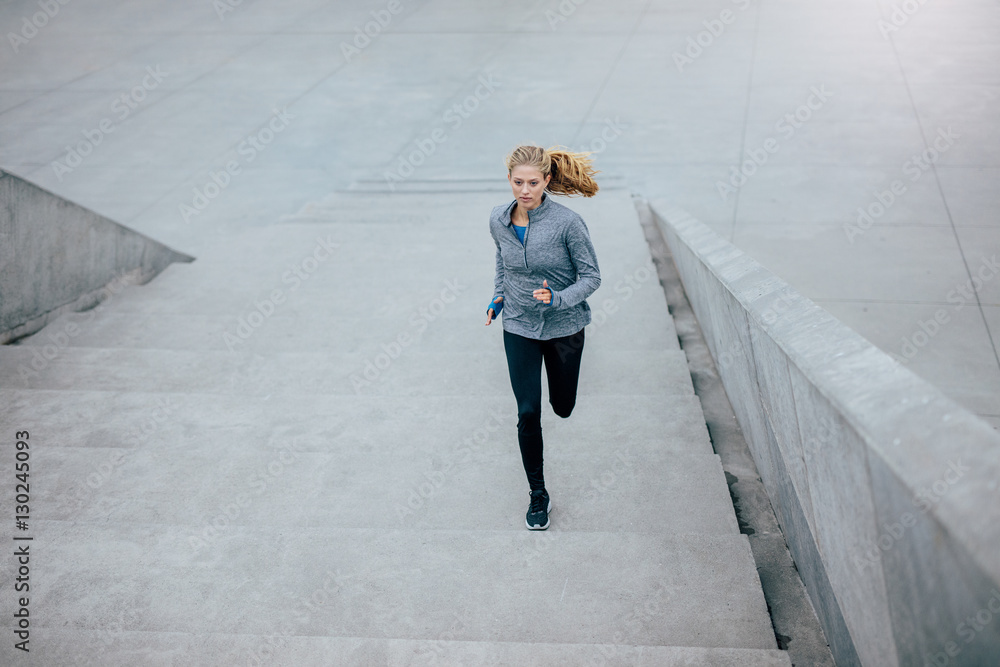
[549,218,601,310]
[492,232,505,307]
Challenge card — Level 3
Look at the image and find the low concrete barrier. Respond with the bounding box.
[651,202,1000,667]
[1,170,193,343]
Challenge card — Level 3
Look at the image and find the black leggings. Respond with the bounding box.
[502,328,586,491]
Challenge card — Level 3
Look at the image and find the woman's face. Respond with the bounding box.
[508,165,551,211]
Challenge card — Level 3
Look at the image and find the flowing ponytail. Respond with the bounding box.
[504,145,599,197]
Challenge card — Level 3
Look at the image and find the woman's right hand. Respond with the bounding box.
[485,296,503,326]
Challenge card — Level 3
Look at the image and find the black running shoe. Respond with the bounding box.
[526,489,551,530]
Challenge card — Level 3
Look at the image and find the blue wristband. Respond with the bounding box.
[487,297,503,319]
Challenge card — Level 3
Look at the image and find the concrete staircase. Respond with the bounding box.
[0,186,791,666]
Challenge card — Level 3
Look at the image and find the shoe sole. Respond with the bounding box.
[525,499,552,530]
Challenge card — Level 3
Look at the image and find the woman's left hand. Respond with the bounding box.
[533,279,552,305]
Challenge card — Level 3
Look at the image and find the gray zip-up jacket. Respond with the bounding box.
[490,193,601,340]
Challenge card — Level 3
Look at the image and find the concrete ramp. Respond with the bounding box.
[0,169,193,343]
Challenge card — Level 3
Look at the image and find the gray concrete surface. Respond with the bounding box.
[0,187,791,665]
[0,170,192,343]
[0,0,996,427]
[2,0,997,664]
[653,202,1000,667]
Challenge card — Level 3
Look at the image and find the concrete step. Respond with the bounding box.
[20,437,738,535]
[2,522,776,652]
[25,631,794,666]
[0,345,694,397]
[0,391,715,454]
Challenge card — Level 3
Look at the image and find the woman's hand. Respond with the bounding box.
[533,279,552,305]
[486,296,503,325]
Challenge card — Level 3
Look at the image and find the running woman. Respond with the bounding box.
[485,145,601,530]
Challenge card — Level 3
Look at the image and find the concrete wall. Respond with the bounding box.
[652,202,1000,667]
[0,170,193,343]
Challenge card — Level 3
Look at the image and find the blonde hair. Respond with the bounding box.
[504,145,599,197]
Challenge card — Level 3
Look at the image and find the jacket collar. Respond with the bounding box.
[503,192,551,226]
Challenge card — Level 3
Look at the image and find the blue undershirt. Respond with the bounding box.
[513,224,527,245]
